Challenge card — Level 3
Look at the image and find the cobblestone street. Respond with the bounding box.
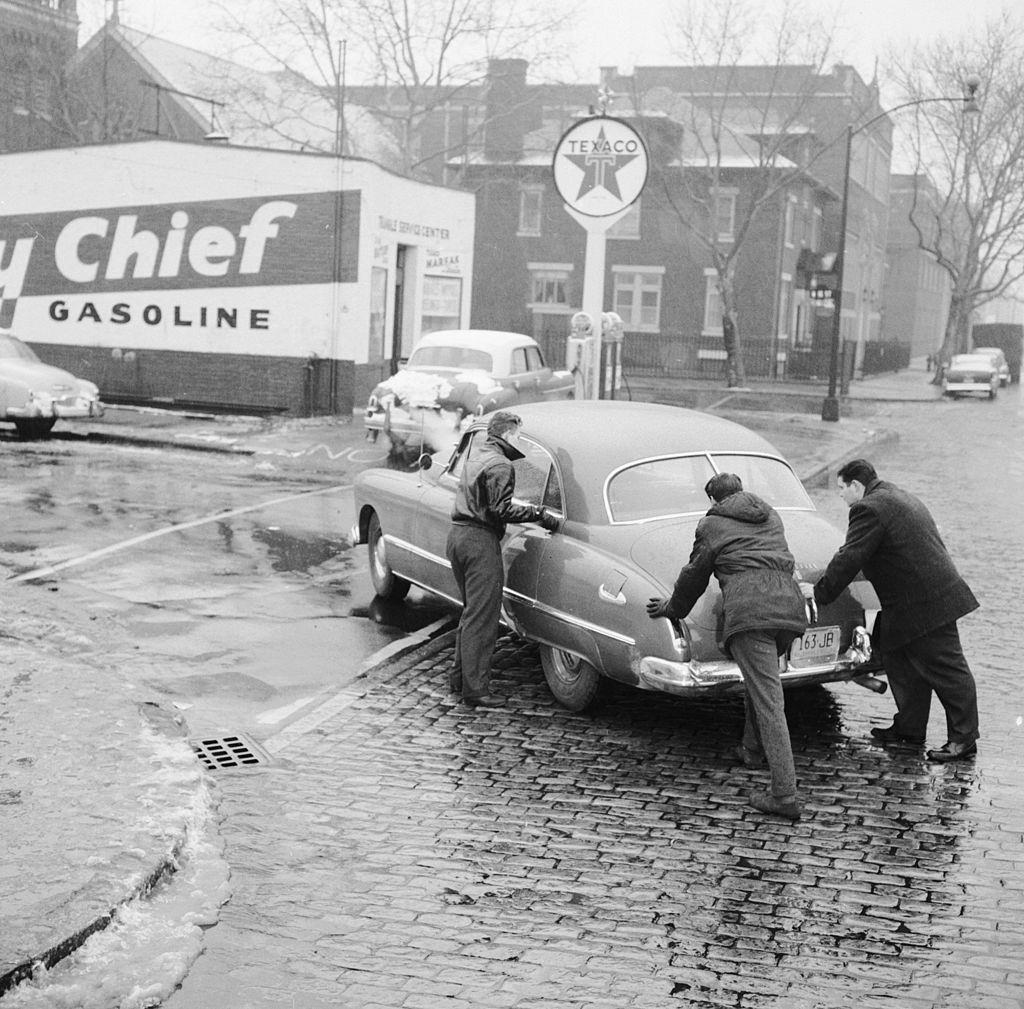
[166,628,1024,1009]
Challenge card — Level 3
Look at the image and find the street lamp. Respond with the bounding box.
[820,76,981,422]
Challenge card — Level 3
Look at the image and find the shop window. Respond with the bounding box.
[612,268,663,332]
[518,185,544,236]
[421,275,462,335]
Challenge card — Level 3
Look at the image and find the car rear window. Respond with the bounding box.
[606,453,811,523]
[409,346,493,371]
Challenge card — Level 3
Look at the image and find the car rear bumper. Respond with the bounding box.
[943,382,994,395]
[635,626,882,696]
[8,398,104,419]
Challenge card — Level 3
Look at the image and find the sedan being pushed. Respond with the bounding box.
[364,329,574,458]
[0,331,103,439]
[352,401,884,711]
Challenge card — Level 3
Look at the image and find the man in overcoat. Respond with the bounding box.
[648,472,808,820]
[813,459,979,762]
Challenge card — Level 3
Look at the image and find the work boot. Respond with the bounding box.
[870,724,926,746]
[734,744,766,768]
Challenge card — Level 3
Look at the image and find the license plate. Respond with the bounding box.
[789,625,840,666]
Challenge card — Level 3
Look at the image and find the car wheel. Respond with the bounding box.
[989,387,997,400]
[539,644,605,712]
[14,418,56,440]
[367,511,410,601]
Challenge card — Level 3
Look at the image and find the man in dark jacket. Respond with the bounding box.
[446,411,559,707]
[813,459,979,762]
[647,472,808,820]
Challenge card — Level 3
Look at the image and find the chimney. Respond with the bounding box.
[484,58,529,163]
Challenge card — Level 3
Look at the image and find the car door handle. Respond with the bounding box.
[599,584,626,605]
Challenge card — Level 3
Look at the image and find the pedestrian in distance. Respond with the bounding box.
[446,411,560,708]
[647,472,809,820]
[812,459,980,762]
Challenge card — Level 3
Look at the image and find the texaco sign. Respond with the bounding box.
[552,116,649,218]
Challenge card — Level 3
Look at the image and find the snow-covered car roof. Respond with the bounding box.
[412,330,537,354]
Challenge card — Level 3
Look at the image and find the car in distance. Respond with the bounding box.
[0,331,104,439]
[972,346,1010,386]
[351,401,884,712]
[364,329,574,457]
[942,353,1001,399]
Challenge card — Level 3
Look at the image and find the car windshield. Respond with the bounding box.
[606,453,812,523]
[408,346,493,371]
[0,334,41,362]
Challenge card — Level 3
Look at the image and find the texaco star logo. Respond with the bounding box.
[564,126,639,201]
[553,116,648,218]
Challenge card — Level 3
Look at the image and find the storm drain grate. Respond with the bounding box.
[190,734,268,771]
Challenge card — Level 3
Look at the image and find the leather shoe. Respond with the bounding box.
[926,740,977,763]
[462,694,505,708]
[749,792,802,821]
[734,744,766,769]
[870,724,925,746]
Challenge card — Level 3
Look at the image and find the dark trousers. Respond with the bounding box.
[730,629,798,800]
[446,523,504,699]
[882,621,979,745]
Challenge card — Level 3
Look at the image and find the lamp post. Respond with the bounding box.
[820,77,981,422]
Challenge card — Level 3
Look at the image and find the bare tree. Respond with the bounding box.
[626,0,853,387]
[206,0,575,176]
[887,12,1024,372]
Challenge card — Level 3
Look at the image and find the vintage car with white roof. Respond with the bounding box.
[0,331,104,439]
[364,329,574,457]
[942,353,1000,399]
[351,401,885,711]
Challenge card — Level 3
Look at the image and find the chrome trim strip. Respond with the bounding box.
[504,588,635,646]
[383,534,449,569]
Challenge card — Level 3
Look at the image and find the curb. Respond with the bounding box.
[799,426,901,488]
[0,703,205,999]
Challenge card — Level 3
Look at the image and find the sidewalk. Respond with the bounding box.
[0,363,936,999]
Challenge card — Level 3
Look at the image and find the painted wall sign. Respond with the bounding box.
[0,190,360,328]
[552,116,649,218]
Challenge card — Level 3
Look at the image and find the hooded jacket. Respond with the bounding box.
[665,490,808,649]
[450,434,545,538]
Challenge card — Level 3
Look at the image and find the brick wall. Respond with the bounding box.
[31,343,355,416]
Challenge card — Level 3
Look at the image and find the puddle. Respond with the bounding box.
[250,525,350,573]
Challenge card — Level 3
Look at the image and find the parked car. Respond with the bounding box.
[973,347,1010,386]
[942,353,1001,399]
[351,401,884,712]
[364,329,574,457]
[0,331,103,439]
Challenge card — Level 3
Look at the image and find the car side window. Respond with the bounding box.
[445,430,479,483]
[525,346,545,372]
[513,438,564,513]
[511,347,530,374]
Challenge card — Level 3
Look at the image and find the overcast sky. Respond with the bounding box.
[83,0,1012,85]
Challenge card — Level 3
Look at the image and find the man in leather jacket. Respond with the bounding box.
[813,459,979,762]
[648,472,808,820]
[446,411,560,707]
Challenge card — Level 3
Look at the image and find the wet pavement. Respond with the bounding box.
[4,361,992,1006]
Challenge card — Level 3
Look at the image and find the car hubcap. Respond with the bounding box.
[551,649,584,683]
[373,536,388,579]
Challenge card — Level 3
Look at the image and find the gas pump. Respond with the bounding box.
[600,312,624,399]
[567,311,595,399]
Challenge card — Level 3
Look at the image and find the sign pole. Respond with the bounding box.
[565,205,629,399]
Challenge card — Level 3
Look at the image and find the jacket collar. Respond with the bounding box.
[487,433,525,462]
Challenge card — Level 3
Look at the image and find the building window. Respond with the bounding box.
[612,267,663,332]
[608,199,641,239]
[811,206,822,250]
[421,275,462,334]
[715,191,737,242]
[778,273,793,337]
[784,195,796,248]
[703,269,724,335]
[518,185,544,236]
[527,262,573,312]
